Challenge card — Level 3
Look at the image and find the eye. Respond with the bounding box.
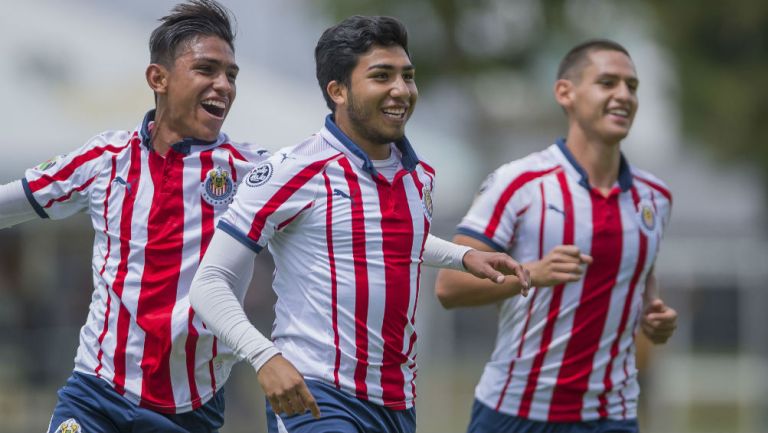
[372,72,389,81]
[403,71,415,81]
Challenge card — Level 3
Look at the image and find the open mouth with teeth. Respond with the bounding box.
[202,99,226,118]
[382,107,407,120]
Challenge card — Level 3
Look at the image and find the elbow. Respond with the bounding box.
[434,279,460,309]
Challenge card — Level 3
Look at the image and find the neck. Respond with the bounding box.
[149,109,181,156]
[565,128,622,193]
[334,116,392,161]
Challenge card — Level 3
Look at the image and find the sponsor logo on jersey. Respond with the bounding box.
[637,199,657,234]
[55,418,82,433]
[422,185,433,222]
[245,162,273,187]
[201,166,236,206]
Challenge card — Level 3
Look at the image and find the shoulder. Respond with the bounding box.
[216,135,271,163]
[485,148,561,191]
[243,137,342,188]
[631,165,673,204]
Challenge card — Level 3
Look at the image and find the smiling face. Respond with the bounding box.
[557,49,639,146]
[149,35,238,144]
[329,44,417,159]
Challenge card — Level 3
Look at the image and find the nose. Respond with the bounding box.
[213,72,234,94]
[614,81,634,102]
[390,76,413,100]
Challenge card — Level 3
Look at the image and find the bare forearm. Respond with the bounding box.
[435,267,525,308]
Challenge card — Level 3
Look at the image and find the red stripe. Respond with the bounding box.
[323,171,342,388]
[518,172,574,417]
[378,177,414,409]
[246,154,342,244]
[276,202,313,231]
[338,158,371,400]
[496,182,548,410]
[548,185,623,422]
[419,161,436,177]
[136,149,186,409]
[111,137,143,394]
[597,187,647,417]
[484,167,560,242]
[42,176,97,208]
[94,156,118,378]
[633,175,672,204]
[218,143,248,162]
[29,143,131,192]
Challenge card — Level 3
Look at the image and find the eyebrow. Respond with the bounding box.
[195,56,240,72]
[366,63,415,71]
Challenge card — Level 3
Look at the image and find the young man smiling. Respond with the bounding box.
[189,15,529,433]
[0,1,270,431]
[436,39,678,433]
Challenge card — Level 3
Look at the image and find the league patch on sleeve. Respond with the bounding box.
[245,162,273,187]
[35,155,64,171]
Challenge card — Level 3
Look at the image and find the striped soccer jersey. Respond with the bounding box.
[23,110,269,413]
[219,115,435,410]
[457,139,672,422]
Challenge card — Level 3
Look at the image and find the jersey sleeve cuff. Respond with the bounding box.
[455,227,506,252]
[21,178,49,219]
[217,220,263,253]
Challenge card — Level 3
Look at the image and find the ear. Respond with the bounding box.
[146,63,169,94]
[326,80,347,108]
[553,78,574,110]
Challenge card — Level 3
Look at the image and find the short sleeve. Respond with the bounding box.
[218,151,328,253]
[23,132,118,220]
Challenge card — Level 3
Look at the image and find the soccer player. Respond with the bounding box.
[0,1,270,432]
[188,15,530,433]
[434,39,678,433]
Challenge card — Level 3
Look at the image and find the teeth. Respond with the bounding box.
[608,108,629,117]
[383,107,406,116]
[202,100,226,109]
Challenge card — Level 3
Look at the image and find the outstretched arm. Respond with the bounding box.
[640,269,677,344]
[435,237,591,309]
[0,180,38,229]
[189,230,320,419]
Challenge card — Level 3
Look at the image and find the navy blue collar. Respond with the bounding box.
[139,109,218,155]
[556,137,633,192]
[324,114,420,175]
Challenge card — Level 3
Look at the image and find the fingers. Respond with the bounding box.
[298,384,321,419]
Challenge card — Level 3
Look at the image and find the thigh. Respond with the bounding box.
[48,374,126,433]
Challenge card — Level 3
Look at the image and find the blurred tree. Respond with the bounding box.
[648,0,768,192]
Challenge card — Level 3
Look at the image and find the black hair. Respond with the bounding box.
[557,39,630,82]
[149,0,236,67]
[315,15,410,112]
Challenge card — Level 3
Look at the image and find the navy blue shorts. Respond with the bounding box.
[467,399,639,433]
[47,372,225,433]
[266,379,416,433]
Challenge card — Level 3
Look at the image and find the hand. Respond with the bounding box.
[462,250,531,295]
[527,245,593,288]
[641,298,677,344]
[257,355,321,419]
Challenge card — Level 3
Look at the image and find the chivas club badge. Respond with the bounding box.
[245,162,273,187]
[201,166,236,206]
[636,199,657,234]
[55,418,82,433]
[422,185,434,222]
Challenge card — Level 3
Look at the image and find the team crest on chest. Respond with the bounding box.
[245,162,273,187]
[201,166,236,207]
[422,185,433,222]
[636,199,657,234]
[55,418,82,433]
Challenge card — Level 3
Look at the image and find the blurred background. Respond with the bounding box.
[1,1,766,432]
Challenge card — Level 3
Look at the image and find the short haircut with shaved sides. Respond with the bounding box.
[557,39,630,82]
[149,0,236,67]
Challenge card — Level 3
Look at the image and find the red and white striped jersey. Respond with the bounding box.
[23,110,269,413]
[219,115,435,410]
[457,139,672,422]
